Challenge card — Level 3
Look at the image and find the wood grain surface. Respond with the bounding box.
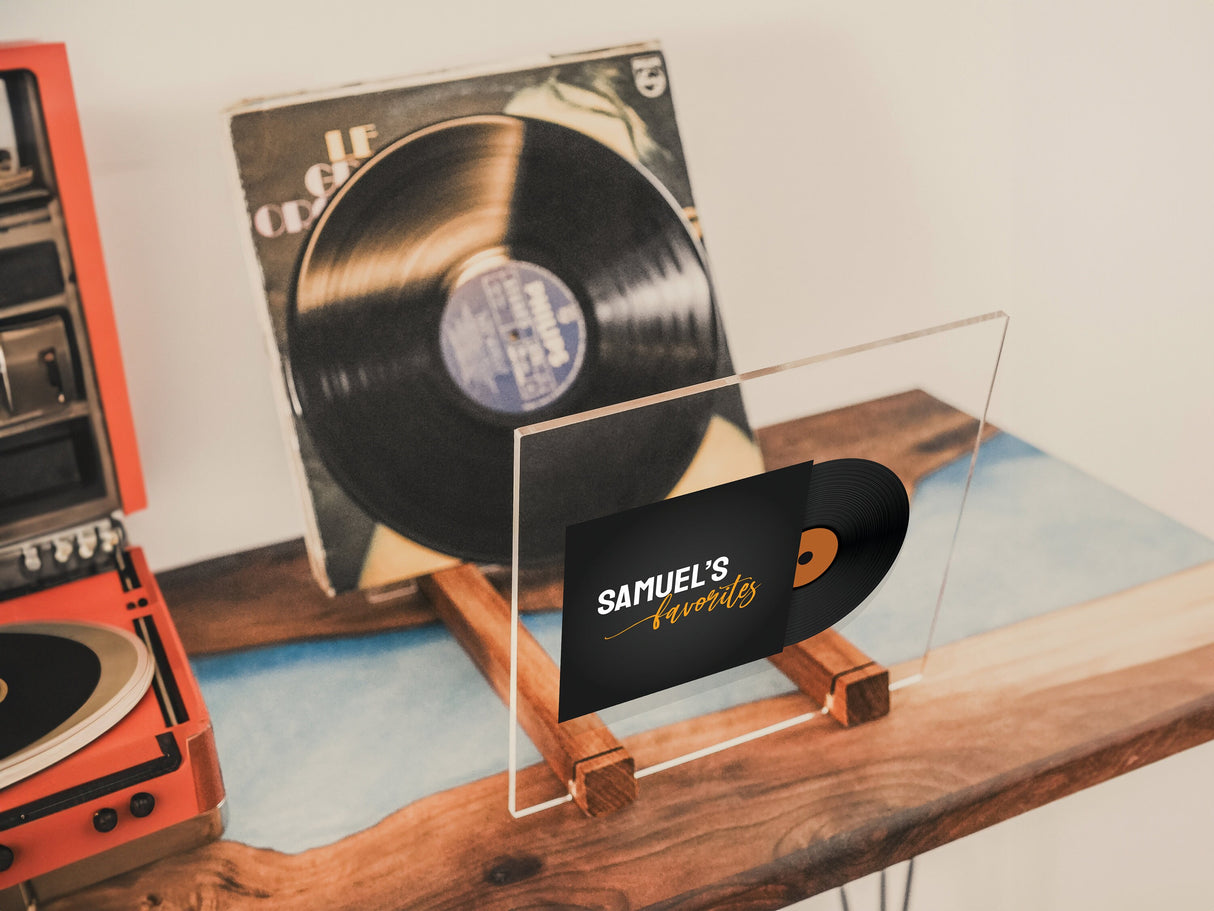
[159,389,994,656]
[49,561,1214,911]
[42,390,1214,909]
[756,388,993,496]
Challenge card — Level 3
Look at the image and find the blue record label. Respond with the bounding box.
[439,261,586,414]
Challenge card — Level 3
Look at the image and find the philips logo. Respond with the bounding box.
[524,280,571,369]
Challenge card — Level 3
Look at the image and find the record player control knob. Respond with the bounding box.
[99,527,122,553]
[20,546,41,573]
[130,792,155,818]
[53,537,75,564]
[92,808,118,833]
[0,845,13,872]
[78,528,98,560]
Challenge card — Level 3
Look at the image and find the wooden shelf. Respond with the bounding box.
[42,390,1214,909]
[49,561,1214,910]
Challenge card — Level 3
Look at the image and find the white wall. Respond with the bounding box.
[2,0,1209,565]
[3,1,1211,905]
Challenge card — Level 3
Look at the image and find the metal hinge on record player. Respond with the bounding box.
[0,515,126,600]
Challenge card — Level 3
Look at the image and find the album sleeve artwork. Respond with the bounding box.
[228,44,761,594]
[559,462,814,721]
[555,454,911,720]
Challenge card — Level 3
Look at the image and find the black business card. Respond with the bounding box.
[557,461,813,722]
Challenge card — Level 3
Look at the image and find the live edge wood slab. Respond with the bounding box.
[51,561,1214,911]
[46,389,1214,908]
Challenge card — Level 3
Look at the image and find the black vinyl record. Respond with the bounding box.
[0,622,153,789]
[288,115,723,565]
[784,459,910,646]
[0,632,100,760]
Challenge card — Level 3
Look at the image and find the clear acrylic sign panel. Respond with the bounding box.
[509,312,1008,816]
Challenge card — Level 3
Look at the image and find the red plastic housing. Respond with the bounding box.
[0,41,146,513]
[1,43,221,899]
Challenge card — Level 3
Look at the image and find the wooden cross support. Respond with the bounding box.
[769,629,891,726]
[421,563,889,816]
[420,568,889,818]
[418,564,637,817]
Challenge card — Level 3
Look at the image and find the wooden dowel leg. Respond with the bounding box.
[418,565,636,816]
[769,628,890,726]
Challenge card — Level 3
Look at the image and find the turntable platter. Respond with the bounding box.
[0,622,154,789]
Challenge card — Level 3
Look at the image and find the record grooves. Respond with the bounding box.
[288,115,725,566]
[0,622,154,790]
[784,459,910,646]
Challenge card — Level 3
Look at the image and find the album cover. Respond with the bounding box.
[556,456,908,721]
[227,42,761,595]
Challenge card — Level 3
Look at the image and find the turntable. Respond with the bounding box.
[0,44,224,909]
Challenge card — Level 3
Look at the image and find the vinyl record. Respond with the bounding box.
[288,115,723,565]
[0,621,154,789]
[784,459,910,646]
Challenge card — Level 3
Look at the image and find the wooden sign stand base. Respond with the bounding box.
[420,563,890,817]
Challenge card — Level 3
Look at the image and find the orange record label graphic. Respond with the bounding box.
[794,527,839,588]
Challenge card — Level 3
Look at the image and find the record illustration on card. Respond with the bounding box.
[784,458,910,646]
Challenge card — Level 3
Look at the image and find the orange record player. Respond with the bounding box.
[0,43,224,908]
